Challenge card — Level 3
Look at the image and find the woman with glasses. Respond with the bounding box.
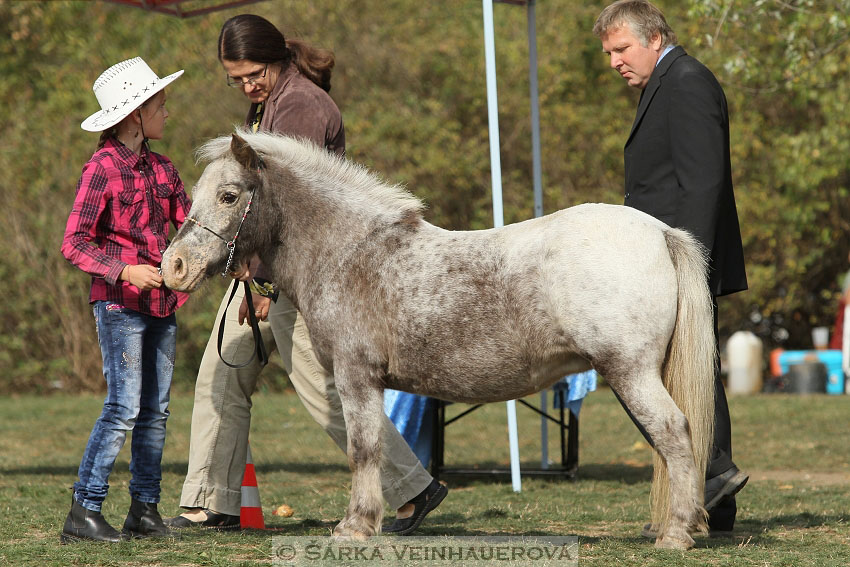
[166,14,446,536]
[220,17,344,152]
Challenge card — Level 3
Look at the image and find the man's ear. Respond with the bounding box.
[650,32,663,51]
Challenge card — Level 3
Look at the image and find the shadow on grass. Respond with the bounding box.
[0,461,350,477]
[432,471,573,488]
[575,463,652,484]
[245,518,340,535]
[433,462,651,488]
[717,511,850,543]
[373,512,566,538]
[412,516,747,549]
[253,462,350,475]
[760,511,849,529]
[573,512,850,550]
[163,511,848,548]
[0,465,79,476]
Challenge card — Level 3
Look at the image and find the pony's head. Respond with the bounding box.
[164,129,425,293]
[162,133,269,292]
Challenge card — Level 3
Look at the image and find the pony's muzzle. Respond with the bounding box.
[161,252,188,290]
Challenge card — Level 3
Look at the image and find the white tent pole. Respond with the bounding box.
[525,0,549,469]
[528,0,543,219]
[482,0,505,227]
[482,0,521,493]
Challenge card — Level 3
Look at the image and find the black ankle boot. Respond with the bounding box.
[60,497,127,543]
[123,498,174,538]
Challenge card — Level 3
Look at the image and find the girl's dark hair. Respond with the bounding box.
[96,126,118,150]
[218,14,335,92]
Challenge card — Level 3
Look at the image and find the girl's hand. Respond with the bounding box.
[121,264,163,290]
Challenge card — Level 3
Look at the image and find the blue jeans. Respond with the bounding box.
[74,301,176,512]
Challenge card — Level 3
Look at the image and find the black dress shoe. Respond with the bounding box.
[163,509,241,530]
[704,466,749,512]
[123,499,175,538]
[60,497,128,544]
[383,480,447,536]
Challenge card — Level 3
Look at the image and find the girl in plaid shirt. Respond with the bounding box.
[60,57,190,543]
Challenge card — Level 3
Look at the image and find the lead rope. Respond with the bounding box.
[184,162,267,368]
[216,279,269,369]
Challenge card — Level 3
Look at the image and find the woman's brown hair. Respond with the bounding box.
[218,14,335,92]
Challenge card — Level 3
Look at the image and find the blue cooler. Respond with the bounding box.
[777,350,845,395]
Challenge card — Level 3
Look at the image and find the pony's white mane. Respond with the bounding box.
[196,129,425,218]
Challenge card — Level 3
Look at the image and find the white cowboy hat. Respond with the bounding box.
[81,57,183,132]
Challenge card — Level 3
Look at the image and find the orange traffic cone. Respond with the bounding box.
[240,444,265,529]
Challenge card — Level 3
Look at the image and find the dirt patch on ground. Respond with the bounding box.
[748,470,850,485]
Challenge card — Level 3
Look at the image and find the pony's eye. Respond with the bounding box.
[220,191,238,205]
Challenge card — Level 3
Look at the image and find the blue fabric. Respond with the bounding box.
[552,370,598,416]
[383,390,433,467]
[74,301,176,511]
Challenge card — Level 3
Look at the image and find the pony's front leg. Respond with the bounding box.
[333,365,385,540]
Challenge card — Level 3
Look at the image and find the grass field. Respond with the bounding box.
[1,387,848,566]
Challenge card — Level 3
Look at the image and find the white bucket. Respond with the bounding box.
[727,330,763,394]
[812,326,830,350]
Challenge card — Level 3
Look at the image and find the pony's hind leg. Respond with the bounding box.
[606,369,704,550]
[333,366,385,539]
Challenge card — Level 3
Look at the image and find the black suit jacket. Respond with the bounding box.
[624,46,747,297]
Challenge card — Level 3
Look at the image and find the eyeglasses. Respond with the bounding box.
[226,64,268,88]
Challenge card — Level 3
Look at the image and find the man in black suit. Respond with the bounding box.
[593,0,749,535]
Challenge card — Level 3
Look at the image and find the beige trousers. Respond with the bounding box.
[179,283,432,515]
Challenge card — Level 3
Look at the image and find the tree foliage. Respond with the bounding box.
[2,0,849,393]
[685,0,850,345]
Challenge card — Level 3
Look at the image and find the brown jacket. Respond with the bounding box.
[244,62,345,155]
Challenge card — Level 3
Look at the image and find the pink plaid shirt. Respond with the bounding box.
[61,138,191,317]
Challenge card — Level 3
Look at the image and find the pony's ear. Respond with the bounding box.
[231,133,263,171]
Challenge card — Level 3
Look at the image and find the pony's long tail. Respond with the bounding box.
[651,228,716,533]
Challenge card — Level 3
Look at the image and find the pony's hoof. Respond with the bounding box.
[654,534,694,550]
[333,519,374,541]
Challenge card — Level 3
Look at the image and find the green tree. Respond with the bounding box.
[687,0,850,348]
[3,0,850,393]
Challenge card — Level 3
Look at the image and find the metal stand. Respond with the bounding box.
[430,388,579,480]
